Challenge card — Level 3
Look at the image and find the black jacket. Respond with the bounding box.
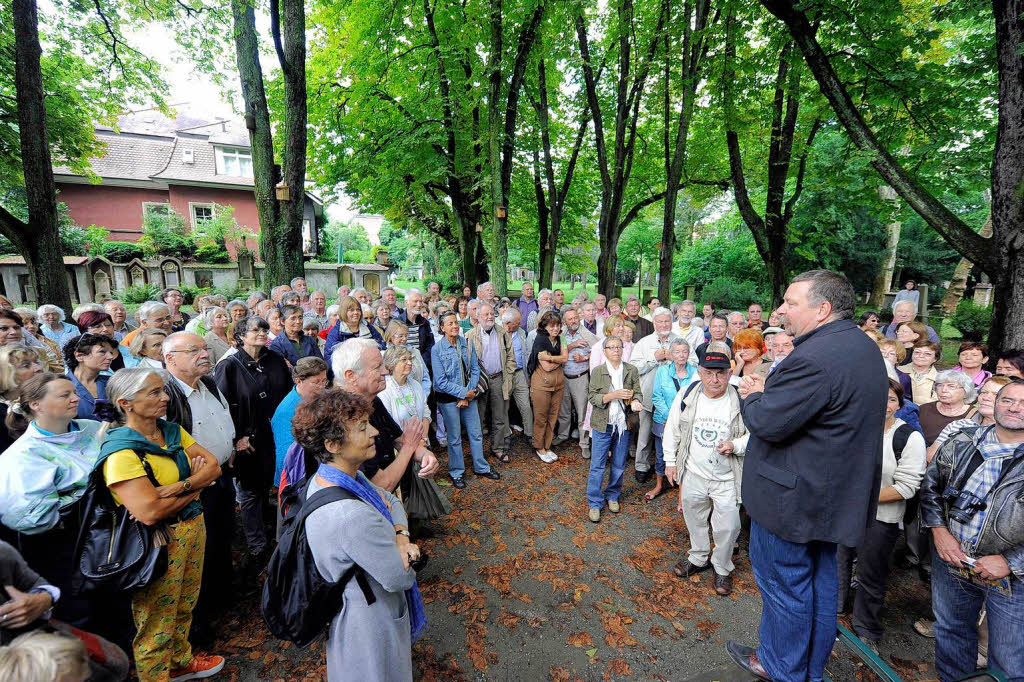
[920,425,1024,577]
[406,313,435,377]
[214,348,292,489]
[626,315,654,341]
[740,319,888,547]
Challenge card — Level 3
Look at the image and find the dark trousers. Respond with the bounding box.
[837,519,900,641]
[192,474,236,632]
[750,520,838,682]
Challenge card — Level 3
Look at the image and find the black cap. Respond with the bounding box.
[699,351,731,370]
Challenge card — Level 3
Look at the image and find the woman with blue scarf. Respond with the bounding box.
[100,368,225,682]
[292,388,426,681]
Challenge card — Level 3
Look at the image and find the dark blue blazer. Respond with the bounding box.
[740,319,888,547]
[267,332,323,366]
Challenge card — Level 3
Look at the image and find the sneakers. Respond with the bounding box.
[608,500,620,513]
[588,508,601,523]
[170,654,226,680]
[535,450,557,463]
[511,424,523,433]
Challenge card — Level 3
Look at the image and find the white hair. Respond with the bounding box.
[934,369,978,403]
[652,306,672,320]
[106,367,164,419]
[137,301,170,323]
[71,303,103,322]
[290,276,306,287]
[669,339,691,352]
[326,304,340,317]
[476,281,493,297]
[331,338,380,381]
[35,304,65,322]
[706,341,732,358]
[161,330,195,358]
[893,300,917,313]
[203,306,228,328]
[500,309,517,325]
[538,288,553,298]
[727,311,746,322]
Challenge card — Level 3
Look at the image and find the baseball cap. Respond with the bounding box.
[699,351,731,370]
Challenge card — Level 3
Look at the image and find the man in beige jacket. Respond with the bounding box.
[466,303,518,461]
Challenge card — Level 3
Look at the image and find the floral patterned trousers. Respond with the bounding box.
[131,514,206,681]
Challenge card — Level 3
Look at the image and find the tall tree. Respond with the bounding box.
[760,0,1022,351]
[231,0,306,286]
[0,0,71,312]
[575,0,669,296]
[723,20,822,307]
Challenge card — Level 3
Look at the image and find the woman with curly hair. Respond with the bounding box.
[293,389,426,681]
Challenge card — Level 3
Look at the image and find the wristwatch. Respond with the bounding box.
[182,478,193,492]
[395,529,410,538]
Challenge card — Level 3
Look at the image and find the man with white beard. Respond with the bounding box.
[630,307,682,482]
[675,300,706,366]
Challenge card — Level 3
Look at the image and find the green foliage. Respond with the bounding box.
[117,284,161,305]
[83,225,108,256]
[699,277,769,311]
[949,301,991,342]
[101,242,145,262]
[671,227,768,298]
[318,221,374,264]
[192,205,245,264]
[137,208,196,261]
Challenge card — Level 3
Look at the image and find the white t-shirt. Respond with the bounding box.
[685,392,734,481]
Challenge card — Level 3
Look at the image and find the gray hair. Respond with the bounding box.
[625,294,639,302]
[476,281,493,297]
[290,276,306,287]
[705,340,732,359]
[405,288,423,299]
[477,302,495,315]
[652,306,672,320]
[310,289,327,299]
[934,369,978,403]
[382,286,395,295]
[331,337,380,380]
[226,299,247,313]
[727,311,746,323]
[129,327,168,358]
[680,299,696,308]
[280,291,301,306]
[669,339,691,353]
[893,300,917,313]
[137,301,170,324]
[537,288,553,298]
[160,330,199,358]
[71,303,103,322]
[271,285,291,297]
[103,299,126,311]
[500,309,518,325]
[326,304,340,318]
[383,344,413,372]
[246,291,267,302]
[203,306,228,328]
[791,269,855,321]
[352,287,368,297]
[106,367,164,419]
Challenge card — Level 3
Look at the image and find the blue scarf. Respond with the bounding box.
[315,463,427,641]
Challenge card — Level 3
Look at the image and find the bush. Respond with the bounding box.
[118,284,161,305]
[698,276,768,311]
[950,301,991,342]
[137,209,196,260]
[101,241,145,262]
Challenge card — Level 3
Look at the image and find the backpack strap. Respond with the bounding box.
[678,380,702,413]
[296,483,377,606]
[892,424,913,463]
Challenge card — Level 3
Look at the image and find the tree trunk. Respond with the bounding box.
[488,0,506,296]
[869,187,902,308]
[941,213,993,314]
[3,0,73,312]
[275,0,308,285]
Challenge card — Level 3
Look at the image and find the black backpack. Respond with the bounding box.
[261,479,376,647]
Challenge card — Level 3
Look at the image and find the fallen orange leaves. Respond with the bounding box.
[567,631,595,648]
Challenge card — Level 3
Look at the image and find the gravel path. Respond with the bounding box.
[210,435,938,681]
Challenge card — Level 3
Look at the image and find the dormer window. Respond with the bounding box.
[214,146,253,177]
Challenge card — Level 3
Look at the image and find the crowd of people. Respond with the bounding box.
[0,271,1018,682]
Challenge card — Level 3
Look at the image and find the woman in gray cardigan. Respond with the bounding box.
[293,389,426,682]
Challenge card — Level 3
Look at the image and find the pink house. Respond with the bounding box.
[53,106,322,258]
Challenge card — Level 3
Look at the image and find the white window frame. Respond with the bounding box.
[189,202,215,228]
[214,145,254,177]
[142,202,170,218]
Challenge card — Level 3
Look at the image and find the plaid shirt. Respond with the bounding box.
[949,426,1024,554]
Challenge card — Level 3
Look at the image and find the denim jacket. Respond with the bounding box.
[431,335,480,400]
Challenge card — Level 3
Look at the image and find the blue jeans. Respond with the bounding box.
[932,554,1024,681]
[438,400,490,479]
[651,421,666,476]
[588,426,631,509]
[749,520,838,682]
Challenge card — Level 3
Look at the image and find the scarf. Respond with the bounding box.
[98,419,202,521]
[315,463,427,641]
[605,360,626,431]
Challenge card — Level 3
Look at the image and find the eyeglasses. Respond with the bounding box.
[997,397,1024,408]
[936,383,965,392]
[168,346,209,355]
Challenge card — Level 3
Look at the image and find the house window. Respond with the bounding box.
[142,202,170,218]
[189,202,215,228]
[214,146,254,177]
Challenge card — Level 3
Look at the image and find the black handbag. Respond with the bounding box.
[72,452,170,595]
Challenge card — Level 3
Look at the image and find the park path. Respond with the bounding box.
[209,436,938,681]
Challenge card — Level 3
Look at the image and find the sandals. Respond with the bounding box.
[496,452,511,463]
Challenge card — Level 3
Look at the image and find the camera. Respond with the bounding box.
[942,485,987,525]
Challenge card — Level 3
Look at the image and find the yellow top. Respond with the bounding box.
[103,427,196,505]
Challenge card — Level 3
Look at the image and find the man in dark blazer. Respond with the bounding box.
[726,270,887,682]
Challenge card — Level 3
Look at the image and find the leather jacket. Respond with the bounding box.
[920,425,1024,578]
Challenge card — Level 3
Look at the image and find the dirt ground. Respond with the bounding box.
[210,434,938,681]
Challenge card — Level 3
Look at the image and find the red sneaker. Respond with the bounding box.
[170,654,226,680]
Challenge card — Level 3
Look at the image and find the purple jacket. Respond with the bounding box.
[515,297,538,330]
